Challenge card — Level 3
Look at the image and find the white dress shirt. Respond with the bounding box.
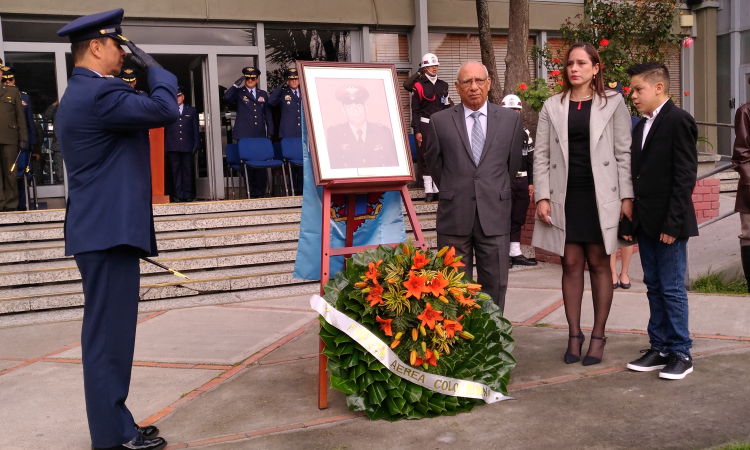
[641,98,669,148]
[463,100,488,139]
[349,121,368,143]
[178,104,184,115]
[246,86,257,99]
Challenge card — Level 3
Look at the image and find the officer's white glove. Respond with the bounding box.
[234,76,246,88]
[125,41,162,70]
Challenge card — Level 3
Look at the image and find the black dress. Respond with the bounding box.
[564,99,603,243]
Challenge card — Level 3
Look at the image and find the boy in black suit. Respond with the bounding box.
[621,62,698,380]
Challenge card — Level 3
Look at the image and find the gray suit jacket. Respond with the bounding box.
[425,102,525,236]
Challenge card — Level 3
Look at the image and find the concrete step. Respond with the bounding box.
[0,232,439,314]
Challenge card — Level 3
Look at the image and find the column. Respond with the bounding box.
[411,0,428,73]
[692,1,719,153]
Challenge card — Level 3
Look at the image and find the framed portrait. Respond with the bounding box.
[297,62,414,185]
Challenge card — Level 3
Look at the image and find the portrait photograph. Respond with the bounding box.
[298,63,413,184]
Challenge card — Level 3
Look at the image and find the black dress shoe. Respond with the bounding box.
[582,336,607,366]
[424,193,435,202]
[564,334,585,364]
[93,434,167,450]
[627,348,669,372]
[137,425,159,440]
[659,354,693,380]
[172,197,182,203]
[510,255,538,266]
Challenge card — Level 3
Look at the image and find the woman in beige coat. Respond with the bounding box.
[532,42,634,366]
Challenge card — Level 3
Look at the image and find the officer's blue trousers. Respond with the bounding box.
[75,245,141,448]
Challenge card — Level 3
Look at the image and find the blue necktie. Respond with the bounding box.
[470,111,485,166]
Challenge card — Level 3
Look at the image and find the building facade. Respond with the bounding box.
[0,0,703,201]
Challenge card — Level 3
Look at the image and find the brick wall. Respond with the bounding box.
[527,179,721,263]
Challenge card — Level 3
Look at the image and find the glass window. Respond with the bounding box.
[264,28,351,93]
[742,30,750,66]
[1,19,68,43]
[4,52,62,187]
[370,33,409,63]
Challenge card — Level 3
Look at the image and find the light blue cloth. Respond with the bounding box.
[293,114,407,280]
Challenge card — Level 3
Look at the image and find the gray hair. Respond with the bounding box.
[456,61,489,81]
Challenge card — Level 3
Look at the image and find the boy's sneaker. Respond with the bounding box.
[627,349,670,372]
[659,354,693,380]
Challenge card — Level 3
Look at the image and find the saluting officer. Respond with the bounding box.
[269,68,303,194]
[411,53,451,202]
[165,85,200,202]
[326,84,399,169]
[501,94,537,267]
[1,66,38,210]
[56,9,178,450]
[119,67,147,95]
[223,66,274,198]
[0,66,28,211]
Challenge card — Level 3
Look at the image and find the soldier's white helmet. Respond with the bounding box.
[421,53,439,67]
[501,94,523,110]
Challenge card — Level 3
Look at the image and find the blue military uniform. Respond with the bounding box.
[57,9,179,449]
[269,68,303,194]
[223,67,273,197]
[2,67,39,210]
[119,67,147,96]
[166,86,200,201]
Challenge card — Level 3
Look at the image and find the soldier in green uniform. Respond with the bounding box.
[0,66,28,211]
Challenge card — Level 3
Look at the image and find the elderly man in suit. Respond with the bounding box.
[424,61,524,311]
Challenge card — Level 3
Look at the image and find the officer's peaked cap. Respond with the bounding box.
[335,85,369,104]
[284,68,299,79]
[119,67,138,82]
[242,67,261,78]
[57,9,129,44]
[0,66,15,79]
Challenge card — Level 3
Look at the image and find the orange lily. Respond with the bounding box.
[414,348,438,367]
[365,260,382,281]
[417,302,444,329]
[403,271,429,299]
[367,281,384,307]
[442,318,464,338]
[455,292,475,308]
[411,250,430,270]
[466,283,482,293]
[443,247,465,271]
[376,315,393,336]
[426,272,449,297]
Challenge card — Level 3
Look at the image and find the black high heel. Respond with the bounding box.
[582,336,607,366]
[564,334,585,364]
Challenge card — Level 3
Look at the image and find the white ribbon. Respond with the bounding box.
[311,295,512,404]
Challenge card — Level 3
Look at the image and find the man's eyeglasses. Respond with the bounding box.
[458,77,489,88]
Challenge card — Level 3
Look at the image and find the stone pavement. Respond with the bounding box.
[1,266,750,450]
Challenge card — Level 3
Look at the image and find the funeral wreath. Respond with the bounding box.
[318,242,516,420]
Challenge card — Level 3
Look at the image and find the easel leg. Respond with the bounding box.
[318,188,332,410]
[401,185,427,250]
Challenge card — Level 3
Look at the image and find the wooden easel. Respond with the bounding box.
[149,128,170,204]
[318,178,427,409]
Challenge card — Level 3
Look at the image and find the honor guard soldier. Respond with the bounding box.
[165,85,200,202]
[0,66,28,211]
[119,67,147,95]
[56,9,178,450]
[411,53,451,201]
[1,66,38,210]
[223,66,274,197]
[269,68,303,194]
[326,84,399,169]
[501,94,537,267]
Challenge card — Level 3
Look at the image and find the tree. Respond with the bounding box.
[475,0,503,104]
[503,0,535,132]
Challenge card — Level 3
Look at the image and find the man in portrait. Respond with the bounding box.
[325,84,399,170]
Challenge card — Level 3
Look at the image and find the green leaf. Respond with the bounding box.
[427,396,446,413]
[346,393,367,412]
[334,332,352,346]
[403,382,422,403]
[368,382,387,406]
[385,395,407,415]
[341,351,359,369]
[357,370,375,391]
[352,361,367,379]
[330,375,357,395]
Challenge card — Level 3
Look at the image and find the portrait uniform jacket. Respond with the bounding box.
[326,121,399,169]
[0,84,27,146]
[411,78,451,134]
[20,91,37,146]
[223,85,274,138]
[165,104,200,153]
[56,66,179,256]
[425,102,524,237]
[269,84,302,138]
[628,99,698,239]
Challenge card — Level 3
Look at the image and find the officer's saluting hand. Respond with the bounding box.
[56,8,178,450]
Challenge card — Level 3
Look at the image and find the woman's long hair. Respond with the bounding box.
[560,42,607,105]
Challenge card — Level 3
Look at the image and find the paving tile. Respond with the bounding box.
[0,359,20,371]
[158,358,350,444]
[56,306,317,365]
[238,294,314,311]
[260,324,319,362]
[0,361,220,450]
[0,320,81,359]
[503,288,562,323]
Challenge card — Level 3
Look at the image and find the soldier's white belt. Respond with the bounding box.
[516,171,528,177]
[311,295,512,404]
[420,117,430,123]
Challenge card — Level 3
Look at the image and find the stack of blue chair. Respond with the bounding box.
[17,151,38,210]
[225,143,244,199]
[280,137,304,195]
[238,138,287,198]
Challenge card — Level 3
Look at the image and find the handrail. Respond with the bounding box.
[698,210,737,229]
[697,162,734,181]
[695,121,734,128]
